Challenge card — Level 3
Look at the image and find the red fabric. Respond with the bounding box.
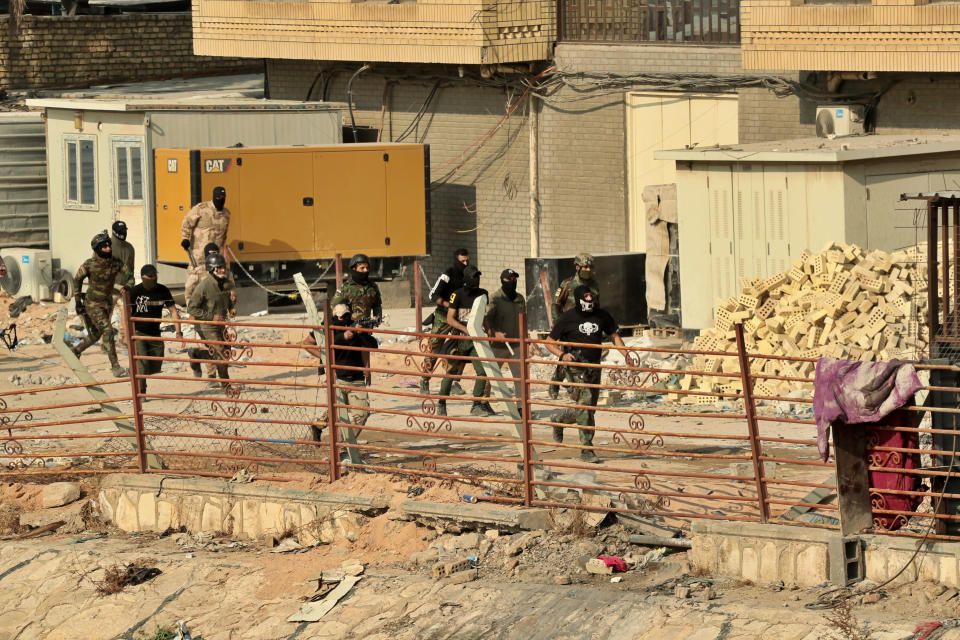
[913,621,942,640]
[867,408,921,532]
[597,556,627,572]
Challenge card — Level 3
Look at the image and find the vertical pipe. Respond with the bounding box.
[943,204,950,338]
[324,297,341,481]
[735,323,769,523]
[953,202,959,338]
[414,258,422,335]
[519,312,533,507]
[929,202,940,344]
[528,93,540,259]
[121,289,147,474]
[335,253,343,289]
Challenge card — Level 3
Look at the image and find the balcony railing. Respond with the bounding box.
[559,0,739,43]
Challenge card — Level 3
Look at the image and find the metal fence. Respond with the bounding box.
[3,293,960,540]
[558,0,740,44]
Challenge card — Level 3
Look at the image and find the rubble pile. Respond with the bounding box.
[680,242,930,402]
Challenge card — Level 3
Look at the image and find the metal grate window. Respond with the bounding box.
[560,0,739,43]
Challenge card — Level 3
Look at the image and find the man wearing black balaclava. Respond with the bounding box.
[332,253,383,323]
[181,186,231,303]
[110,220,135,275]
[438,265,493,417]
[420,248,471,395]
[485,268,526,402]
[544,286,625,463]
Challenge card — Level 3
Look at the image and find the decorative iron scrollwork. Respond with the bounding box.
[609,350,660,389]
[2,438,44,470]
[214,431,259,475]
[611,414,663,450]
[422,456,438,473]
[406,415,451,434]
[222,326,253,362]
[870,492,907,531]
[0,410,33,428]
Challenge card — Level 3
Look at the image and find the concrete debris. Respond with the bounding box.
[554,575,571,585]
[449,569,477,584]
[287,575,362,623]
[681,242,930,401]
[269,538,304,553]
[341,559,365,576]
[41,482,81,508]
[586,558,614,575]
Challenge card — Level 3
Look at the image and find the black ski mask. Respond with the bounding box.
[463,265,481,290]
[500,268,518,298]
[212,187,227,212]
[94,241,112,260]
[350,269,369,285]
[573,285,595,314]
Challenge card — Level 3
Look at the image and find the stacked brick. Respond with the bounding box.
[676,243,929,403]
[0,15,258,91]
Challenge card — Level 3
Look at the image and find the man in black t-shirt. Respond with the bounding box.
[544,286,624,463]
[129,264,183,394]
[438,265,494,417]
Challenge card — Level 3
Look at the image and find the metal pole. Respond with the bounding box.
[943,205,951,338]
[335,253,343,289]
[414,258,422,333]
[519,312,534,507]
[121,289,147,473]
[929,201,940,344]
[528,93,540,259]
[734,323,769,523]
[323,297,341,480]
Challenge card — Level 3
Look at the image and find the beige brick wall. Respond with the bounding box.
[0,14,258,90]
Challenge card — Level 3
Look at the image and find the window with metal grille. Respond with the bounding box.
[64,135,97,209]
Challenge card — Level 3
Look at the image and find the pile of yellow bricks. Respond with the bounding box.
[671,243,930,404]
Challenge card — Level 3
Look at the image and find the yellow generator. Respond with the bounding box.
[154,143,429,282]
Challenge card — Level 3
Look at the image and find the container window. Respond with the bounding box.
[112,139,145,204]
[64,135,97,209]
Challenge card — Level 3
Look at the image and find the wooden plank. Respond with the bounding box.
[833,425,874,536]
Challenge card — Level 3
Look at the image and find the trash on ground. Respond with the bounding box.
[288,575,362,622]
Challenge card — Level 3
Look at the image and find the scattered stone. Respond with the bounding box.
[769,580,785,592]
[409,549,439,567]
[449,569,476,584]
[610,576,623,583]
[861,592,882,604]
[554,575,571,585]
[698,587,716,601]
[506,544,523,557]
[674,585,691,599]
[341,560,365,576]
[42,482,81,509]
[454,532,479,549]
[504,558,519,571]
[937,587,958,603]
[484,529,500,540]
[586,558,613,575]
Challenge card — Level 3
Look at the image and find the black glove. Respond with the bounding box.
[180,239,191,250]
[75,296,85,315]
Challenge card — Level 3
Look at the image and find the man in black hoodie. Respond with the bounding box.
[421,248,470,394]
[544,286,624,463]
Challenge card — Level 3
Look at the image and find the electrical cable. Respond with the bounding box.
[347,64,372,143]
[225,247,333,300]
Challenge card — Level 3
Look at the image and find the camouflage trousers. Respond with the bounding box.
[438,336,487,400]
[421,312,455,375]
[551,366,601,446]
[336,378,369,465]
[74,301,120,368]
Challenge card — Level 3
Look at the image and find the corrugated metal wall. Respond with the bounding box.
[0,112,47,250]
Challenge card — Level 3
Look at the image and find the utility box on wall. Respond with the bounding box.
[523,253,647,333]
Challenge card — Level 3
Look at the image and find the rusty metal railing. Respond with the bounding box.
[8,293,960,540]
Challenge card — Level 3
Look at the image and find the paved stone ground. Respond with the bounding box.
[0,532,942,640]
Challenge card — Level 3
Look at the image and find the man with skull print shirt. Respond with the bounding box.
[544,286,624,463]
[129,264,183,394]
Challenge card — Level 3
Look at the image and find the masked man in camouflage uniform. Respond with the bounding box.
[331,254,383,322]
[548,253,600,400]
[186,252,236,386]
[181,186,230,303]
[71,230,135,377]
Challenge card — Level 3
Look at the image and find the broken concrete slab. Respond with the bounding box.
[42,482,81,508]
[287,575,361,623]
[20,499,84,529]
[400,501,552,532]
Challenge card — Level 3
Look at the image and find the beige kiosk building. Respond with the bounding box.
[27,98,343,284]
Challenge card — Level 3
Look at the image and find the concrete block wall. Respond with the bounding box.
[863,534,960,588]
[268,60,531,294]
[690,520,831,587]
[98,474,384,544]
[0,14,258,90]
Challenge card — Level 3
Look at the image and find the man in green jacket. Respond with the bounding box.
[485,268,526,403]
[186,252,235,385]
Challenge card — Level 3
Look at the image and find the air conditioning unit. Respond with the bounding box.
[815,105,866,138]
[0,248,53,301]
